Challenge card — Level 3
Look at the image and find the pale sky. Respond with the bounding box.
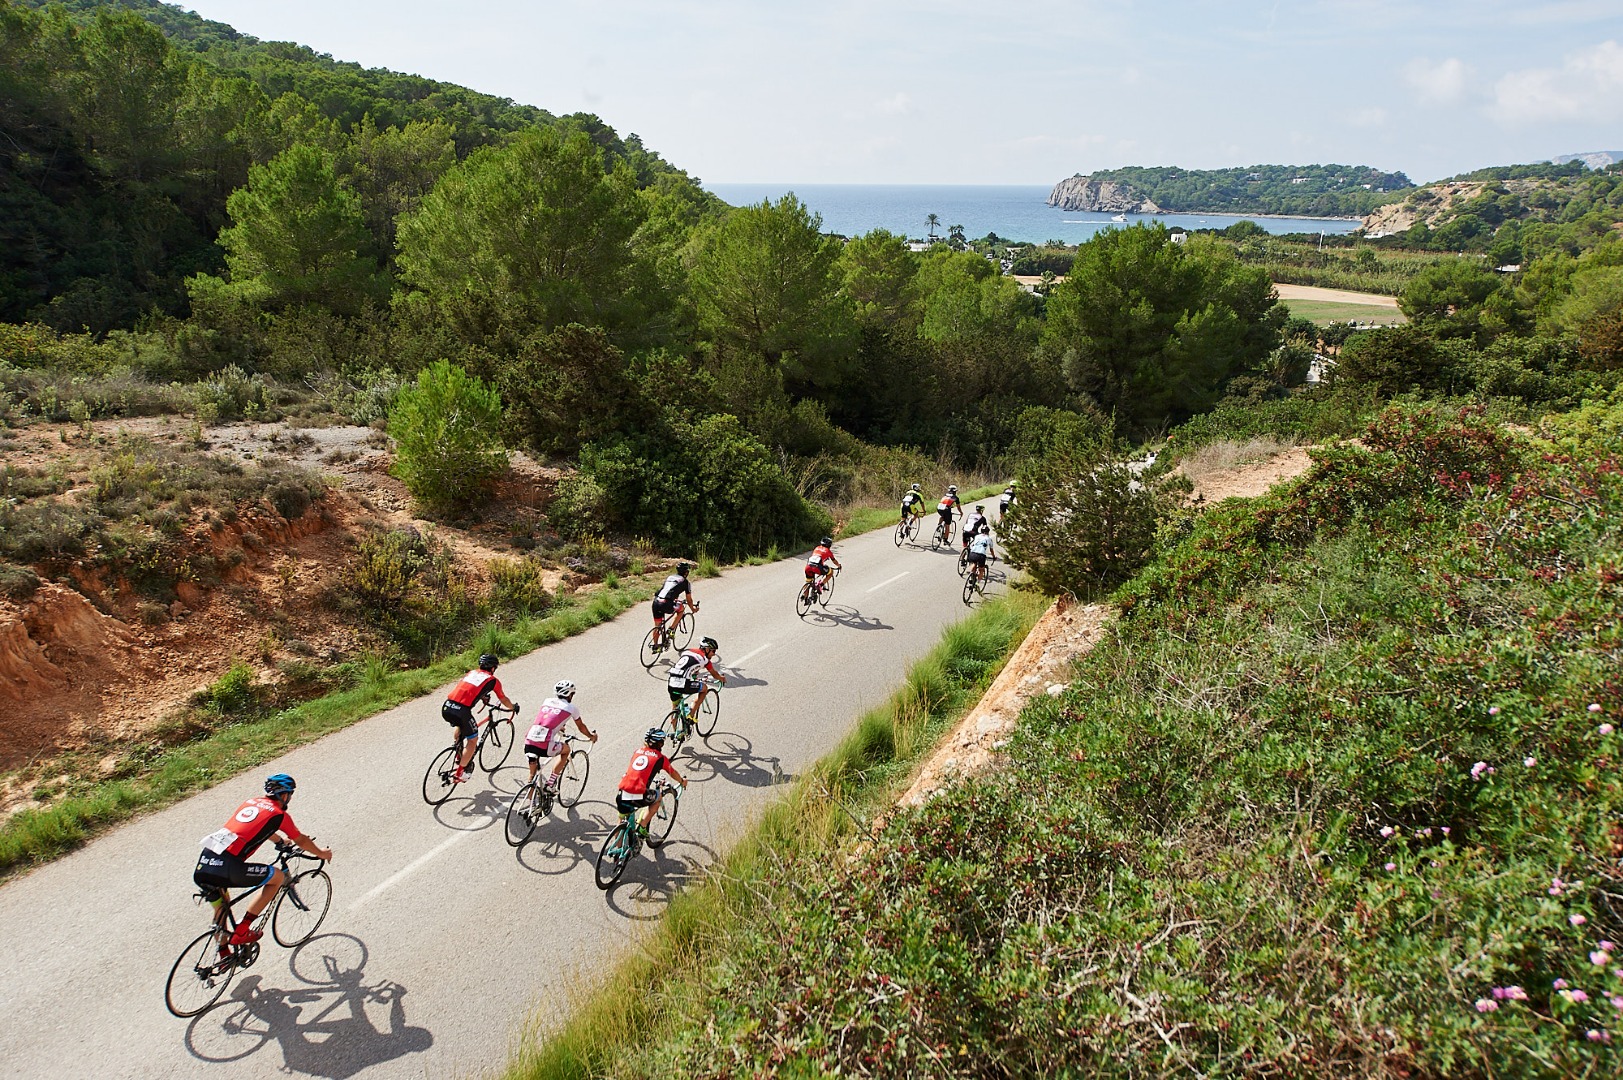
[177,0,1623,185]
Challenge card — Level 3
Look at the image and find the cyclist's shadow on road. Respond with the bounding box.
[184,933,431,1078]
[604,836,718,921]
[685,730,795,789]
[804,604,892,631]
[431,787,507,832]
[515,801,606,874]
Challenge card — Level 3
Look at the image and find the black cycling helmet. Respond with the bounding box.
[820,536,833,547]
[700,636,718,653]
[644,727,667,747]
[976,505,985,512]
[478,653,498,672]
[676,562,691,575]
[265,773,296,798]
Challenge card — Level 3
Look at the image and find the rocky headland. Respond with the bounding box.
[1047,175,1161,213]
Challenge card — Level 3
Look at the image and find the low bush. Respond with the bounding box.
[388,359,507,516]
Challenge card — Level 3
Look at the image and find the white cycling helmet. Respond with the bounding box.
[554,680,576,699]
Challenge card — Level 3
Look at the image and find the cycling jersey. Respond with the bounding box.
[619,747,671,795]
[446,669,502,709]
[937,494,959,513]
[655,574,692,605]
[961,512,988,540]
[199,797,303,860]
[970,532,995,556]
[807,544,834,568]
[901,492,924,510]
[526,697,581,745]
[668,648,719,690]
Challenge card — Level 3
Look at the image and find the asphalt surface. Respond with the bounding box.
[0,515,1013,1080]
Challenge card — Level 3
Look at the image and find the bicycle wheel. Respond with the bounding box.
[505,781,540,846]
[595,821,633,889]
[165,927,236,1018]
[962,571,979,606]
[673,609,696,649]
[557,750,589,808]
[422,746,458,806]
[906,515,919,542]
[662,707,689,753]
[931,521,945,550]
[695,691,720,737]
[956,545,969,577]
[893,519,908,547]
[648,786,681,848]
[479,714,514,772]
[639,626,665,669]
[271,869,332,947]
[795,580,815,618]
[820,571,836,606]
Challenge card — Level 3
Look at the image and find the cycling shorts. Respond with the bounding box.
[194,851,275,891]
[442,700,476,740]
[967,551,988,567]
[668,681,702,702]
[652,598,676,619]
[525,734,565,760]
[615,791,656,814]
[805,564,824,579]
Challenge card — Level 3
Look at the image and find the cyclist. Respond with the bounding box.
[668,636,726,729]
[524,680,597,793]
[966,529,996,585]
[805,536,842,595]
[651,562,697,640]
[961,504,990,549]
[899,483,927,526]
[194,774,333,946]
[999,483,1016,518]
[441,653,518,784]
[617,728,687,836]
[936,485,961,537]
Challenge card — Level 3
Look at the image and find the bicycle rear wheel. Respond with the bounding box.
[479,715,514,772]
[639,626,665,669]
[695,691,720,737]
[271,868,331,947]
[505,781,540,846]
[648,786,681,848]
[165,928,235,1018]
[595,821,633,889]
[557,750,589,808]
[422,746,458,806]
[662,707,689,753]
[893,518,908,546]
[795,580,815,618]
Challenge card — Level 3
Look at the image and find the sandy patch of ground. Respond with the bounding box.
[1272,283,1399,308]
[898,448,1314,807]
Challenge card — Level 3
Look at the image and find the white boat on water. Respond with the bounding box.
[1111,212,1126,222]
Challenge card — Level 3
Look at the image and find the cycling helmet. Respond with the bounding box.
[947,484,958,493]
[676,562,691,575]
[976,505,985,512]
[478,653,498,672]
[554,679,576,699]
[910,482,921,491]
[700,636,719,653]
[820,536,833,547]
[265,773,296,798]
[643,727,667,747]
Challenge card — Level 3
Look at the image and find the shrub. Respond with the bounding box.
[0,501,100,560]
[194,365,270,423]
[348,529,429,610]
[0,563,41,601]
[546,473,611,538]
[193,661,259,715]
[488,557,551,615]
[388,360,506,515]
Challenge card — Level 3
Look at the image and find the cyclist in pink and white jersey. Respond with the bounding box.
[524,680,597,792]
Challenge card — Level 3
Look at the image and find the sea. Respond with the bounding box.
[706,184,1363,246]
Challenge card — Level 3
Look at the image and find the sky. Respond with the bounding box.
[177,0,1623,186]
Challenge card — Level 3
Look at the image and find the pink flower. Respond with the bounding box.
[1490,706,1502,715]
[1380,826,1395,837]
[1586,1028,1610,1043]
[1476,998,1499,1013]
[1573,990,1592,1003]
[1602,941,1616,953]
[1573,914,1589,926]
[1552,878,1567,896]
[1601,724,1615,736]
[1502,986,1528,1001]
[1612,996,1623,1012]
[1590,703,1604,713]
[1441,827,1451,836]
[1471,761,1491,779]
[1525,756,1537,767]
[1555,979,1571,990]
[1385,862,1397,871]
[1594,951,1609,966]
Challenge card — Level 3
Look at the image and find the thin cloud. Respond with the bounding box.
[1404,57,1471,104]
[1346,107,1388,128]
[1493,39,1623,123]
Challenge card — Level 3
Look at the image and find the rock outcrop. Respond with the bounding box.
[1047,175,1161,214]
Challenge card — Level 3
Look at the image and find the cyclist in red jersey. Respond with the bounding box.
[441,653,518,782]
[617,728,686,835]
[804,536,841,595]
[936,485,961,535]
[194,773,332,945]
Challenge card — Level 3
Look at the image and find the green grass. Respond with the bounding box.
[0,582,652,878]
[505,588,1047,1080]
[1280,297,1407,325]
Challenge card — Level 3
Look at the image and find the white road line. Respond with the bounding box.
[348,821,488,911]
[731,642,772,666]
[867,571,909,593]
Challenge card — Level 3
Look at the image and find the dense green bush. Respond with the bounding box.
[388,359,507,515]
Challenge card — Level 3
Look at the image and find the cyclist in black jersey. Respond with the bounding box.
[651,562,697,641]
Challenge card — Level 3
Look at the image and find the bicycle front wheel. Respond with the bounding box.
[962,571,979,606]
[271,868,332,947]
[795,580,815,618]
[165,927,235,1018]
[956,546,969,577]
[479,715,515,772]
[695,691,720,737]
[639,626,664,669]
[673,609,696,648]
[649,786,681,848]
[557,751,589,808]
[506,782,540,846]
[820,572,836,606]
[422,746,458,806]
[595,822,633,889]
[906,515,919,542]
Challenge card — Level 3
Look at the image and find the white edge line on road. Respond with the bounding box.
[349,826,477,912]
[731,642,771,666]
[866,571,909,593]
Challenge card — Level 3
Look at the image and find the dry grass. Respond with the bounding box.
[1176,436,1299,488]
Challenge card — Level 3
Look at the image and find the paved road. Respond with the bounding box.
[0,518,1013,1080]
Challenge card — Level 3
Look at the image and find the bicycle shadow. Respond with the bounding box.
[183,933,431,1078]
[513,801,604,874]
[684,730,795,789]
[803,604,893,631]
[430,787,506,832]
[603,837,718,920]
[716,664,767,688]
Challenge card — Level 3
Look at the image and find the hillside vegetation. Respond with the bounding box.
[1078,163,1412,218]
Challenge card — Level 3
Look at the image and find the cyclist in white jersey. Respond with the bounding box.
[668,636,726,727]
[524,680,597,791]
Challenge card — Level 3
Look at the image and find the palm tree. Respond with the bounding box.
[948,224,966,249]
[925,213,940,241]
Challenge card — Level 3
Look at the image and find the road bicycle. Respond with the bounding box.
[931,512,957,550]
[662,679,721,753]
[639,599,697,669]
[505,733,591,846]
[594,778,681,889]
[795,566,838,618]
[422,701,518,805]
[893,510,921,546]
[962,557,991,605]
[164,841,332,1018]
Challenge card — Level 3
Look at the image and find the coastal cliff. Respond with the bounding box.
[1047,175,1161,214]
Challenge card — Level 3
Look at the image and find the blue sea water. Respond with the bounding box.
[706,184,1363,246]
